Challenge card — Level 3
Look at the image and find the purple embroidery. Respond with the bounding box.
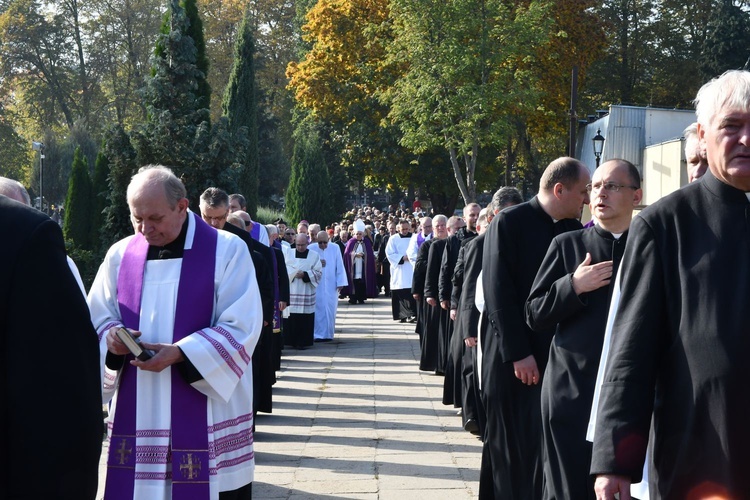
[210,326,251,364]
[196,330,244,379]
[208,413,253,433]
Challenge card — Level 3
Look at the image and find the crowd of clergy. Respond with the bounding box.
[4,69,750,500]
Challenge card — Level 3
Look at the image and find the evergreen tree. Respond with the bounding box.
[90,147,110,250]
[63,147,92,249]
[181,0,211,110]
[222,5,259,217]
[700,0,750,79]
[101,125,138,250]
[286,121,333,225]
[132,0,210,202]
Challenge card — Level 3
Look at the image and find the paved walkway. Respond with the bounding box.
[99,295,482,499]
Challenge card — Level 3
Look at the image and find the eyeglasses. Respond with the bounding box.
[244,220,251,227]
[285,231,295,235]
[201,211,228,223]
[586,182,639,194]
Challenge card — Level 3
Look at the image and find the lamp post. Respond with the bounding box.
[32,141,45,212]
[592,129,605,168]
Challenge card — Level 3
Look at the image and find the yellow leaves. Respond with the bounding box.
[287,0,393,124]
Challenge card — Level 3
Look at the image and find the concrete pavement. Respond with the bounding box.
[98,295,482,499]
[253,297,481,498]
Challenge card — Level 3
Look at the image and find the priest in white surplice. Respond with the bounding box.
[88,166,262,500]
[385,219,417,322]
[283,233,323,349]
[309,230,348,341]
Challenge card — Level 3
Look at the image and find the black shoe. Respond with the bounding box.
[399,318,407,323]
[358,300,366,304]
[464,419,480,435]
[348,299,357,304]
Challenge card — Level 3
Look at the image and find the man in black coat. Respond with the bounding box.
[0,192,103,499]
[440,204,479,407]
[480,157,590,499]
[592,69,750,500]
[200,188,276,414]
[525,160,641,500]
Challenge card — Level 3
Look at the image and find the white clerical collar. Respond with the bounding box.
[745,193,750,202]
[611,232,623,240]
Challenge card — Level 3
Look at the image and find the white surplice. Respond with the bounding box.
[284,248,323,315]
[309,243,348,340]
[406,232,431,267]
[385,233,414,290]
[88,214,262,500]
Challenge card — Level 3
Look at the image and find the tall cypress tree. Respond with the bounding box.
[132,0,209,202]
[286,122,332,225]
[63,147,92,249]
[181,0,211,110]
[222,5,259,217]
[101,125,138,250]
[89,148,110,250]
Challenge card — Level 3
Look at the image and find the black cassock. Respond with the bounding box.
[453,234,485,431]
[423,238,449,372]
[481,196,582,500]
[591,171,750,499]
[526,226,627,500]
[441,229,476,406]
[411,238,431,344]
[223,223,275,413]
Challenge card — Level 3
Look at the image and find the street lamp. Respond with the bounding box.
[32,141,45,212]
[592,129,605,168]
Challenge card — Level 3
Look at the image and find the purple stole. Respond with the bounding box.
[416,232,430,249]
[270,248,282,332]
[106,212,217,500]
[250,220,261,241]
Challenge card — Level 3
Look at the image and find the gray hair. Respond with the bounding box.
[695,70,750,127]
[491,186,523,212]
[265,224,278,236]
[128,165,187,208]
[0,177,31,205]
[200,187,229,208]
[433,214,448,225]
[683,122,698,140]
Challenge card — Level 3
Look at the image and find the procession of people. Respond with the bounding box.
[4,69,750,500]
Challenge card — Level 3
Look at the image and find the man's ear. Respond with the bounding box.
[632,188,643,207]
[177,198,189,212]
[553,183,565,199]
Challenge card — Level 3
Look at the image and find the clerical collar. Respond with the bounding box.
[745,193,750,202]
[147,216,189,260]
[295,249,309,258]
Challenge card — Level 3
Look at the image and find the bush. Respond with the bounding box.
[255,205,285,225]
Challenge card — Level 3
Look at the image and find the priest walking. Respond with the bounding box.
[386,219,417,322]
[310,230,348,341]
[526,159,641,500]
[592,70,750,500]
[343,219,377,303]
[88,166,262,500]
[284,233,323,349]
[481,157,590,499]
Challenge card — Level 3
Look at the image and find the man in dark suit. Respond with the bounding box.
[0,190,103,499]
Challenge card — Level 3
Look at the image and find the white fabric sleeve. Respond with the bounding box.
[176,235,262,403]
